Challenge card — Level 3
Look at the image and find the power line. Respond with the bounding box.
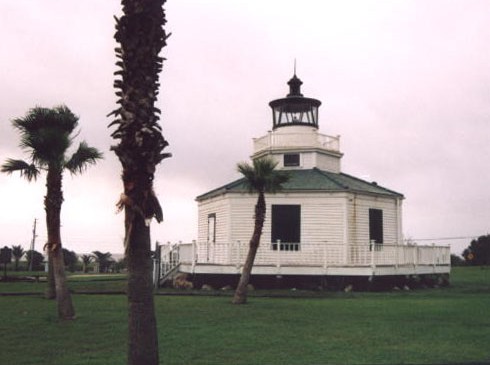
[407,235,481,242]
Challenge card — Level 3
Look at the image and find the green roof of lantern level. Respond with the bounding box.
[195,168,403,201]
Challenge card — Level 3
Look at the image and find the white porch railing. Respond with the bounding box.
[163,241,450,272]
[253,131,340,154]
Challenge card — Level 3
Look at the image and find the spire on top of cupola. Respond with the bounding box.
[287,73,303,97]
[269,69,322,130]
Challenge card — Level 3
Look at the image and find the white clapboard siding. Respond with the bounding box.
[198,192,350,267]
[197,196,231,263]
[229,195,256,244]
[314,153,341,173]
[197,190,404,268]
[347,194,399,247]
[300,152,314,169]
[228,193,347,245]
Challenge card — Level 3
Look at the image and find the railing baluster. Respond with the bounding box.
[191,240,196,273]
[323,241,328,270]
[236,240,241,269]
[370,240,376,270]
[276,240,281,268]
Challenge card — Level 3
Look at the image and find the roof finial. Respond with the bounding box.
[287,66,303,97]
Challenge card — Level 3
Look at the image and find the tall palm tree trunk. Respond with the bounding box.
[233,192,266,304]
[45,168,75,320]
[111,1,169,362]
[120,170,161,364]
[126,205,159,365]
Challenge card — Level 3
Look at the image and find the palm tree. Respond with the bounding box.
[11,245,25,271]
[109,1,170,363]
[81,254,93,273]
[1,105,102,320]
[232,158,289,304]
[91,251,114,273]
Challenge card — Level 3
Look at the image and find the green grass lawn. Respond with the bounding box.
[1,267,489,364]
[0,272,128,293]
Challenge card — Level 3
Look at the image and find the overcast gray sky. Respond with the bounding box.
[1,0,489,256]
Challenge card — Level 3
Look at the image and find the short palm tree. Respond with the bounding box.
[81,254,93,273]
[232,157,289,304]
[1,105,102,320]
[91,251,114,273]
[109,0,170,363]
[11,245,25,271]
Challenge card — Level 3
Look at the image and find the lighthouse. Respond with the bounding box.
[158,74,451,290]
[252,73,342,174]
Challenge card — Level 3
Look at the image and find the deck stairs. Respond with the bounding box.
[158,245,182,286]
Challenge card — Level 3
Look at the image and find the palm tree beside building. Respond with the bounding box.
[232,157,289,304]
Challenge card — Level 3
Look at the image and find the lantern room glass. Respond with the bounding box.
[271,102,319,129]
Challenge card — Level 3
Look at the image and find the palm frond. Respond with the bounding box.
[237,162,258,193]
[237,157,289,194]
[1,159,40,181]
[11,245,25,259]
[80,254,93,265]
[12,105,78,136]
[266,170,290,194]
[12,105,79,166]
[65,141,103,175]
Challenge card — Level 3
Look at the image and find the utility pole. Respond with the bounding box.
[29,218,37,272]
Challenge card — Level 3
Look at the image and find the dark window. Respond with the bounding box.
[284,153,300,167]
[271,205,301,250]
[369,209,383,246]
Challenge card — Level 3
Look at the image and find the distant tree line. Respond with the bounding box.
[0,245,126,273]
[462,235,490,266]
[1,246,45,272]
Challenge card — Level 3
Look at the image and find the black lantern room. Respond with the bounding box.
[269,74,321,130]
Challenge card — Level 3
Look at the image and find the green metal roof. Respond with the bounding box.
[196,168,403,201]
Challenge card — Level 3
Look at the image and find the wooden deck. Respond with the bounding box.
[158,241,451,280]
[178,262,449,277]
